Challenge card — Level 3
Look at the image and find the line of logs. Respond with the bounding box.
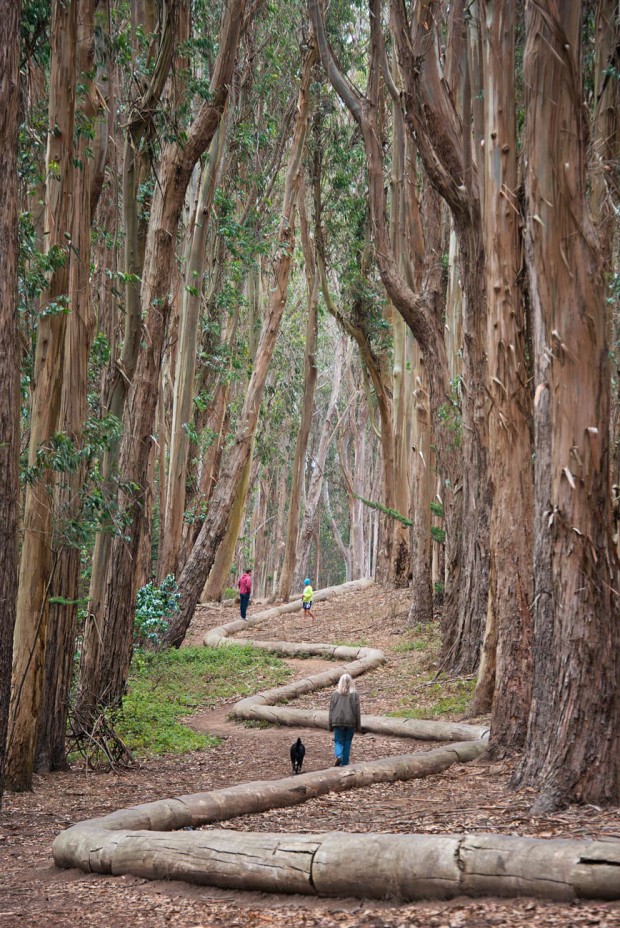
[52,579,620,901]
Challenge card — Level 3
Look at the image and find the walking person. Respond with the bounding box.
[302,578,315,619]
[328,673,361,767]
[238,568,252,620]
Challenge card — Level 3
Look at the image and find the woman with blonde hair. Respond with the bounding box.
[328,673,361,766]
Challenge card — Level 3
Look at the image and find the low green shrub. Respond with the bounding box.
[134,574,179,648]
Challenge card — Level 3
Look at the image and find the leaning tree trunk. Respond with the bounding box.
[159,121,228,581]
[202,273,261,603]
[166,43,318,647]
[0,0,21,807]
[472,0,533,752]
[77,0,246,715]
[6,0,78,791]
[201,447,255,602]
[514,0,620,811]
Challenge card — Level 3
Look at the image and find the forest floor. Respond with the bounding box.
[2,584,620,928]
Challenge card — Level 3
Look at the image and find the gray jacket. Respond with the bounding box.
[328,690,361,731]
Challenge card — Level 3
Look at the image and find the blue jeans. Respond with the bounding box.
[239,593,250,619]
[333,727,355,766]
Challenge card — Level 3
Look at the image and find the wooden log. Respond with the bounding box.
[54,826,620,901]
[53,741,490,870]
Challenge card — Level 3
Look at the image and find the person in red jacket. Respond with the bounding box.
[238,568,252,619]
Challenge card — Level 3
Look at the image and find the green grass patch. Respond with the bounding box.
[388,677,476,720]
[333,639,368,649]
[115,644,291,758]
[393,623,440,656]
[393,640,428,653]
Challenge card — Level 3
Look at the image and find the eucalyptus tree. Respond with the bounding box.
[388,0,491,671]
[475,0,533,752]
[36,0,113,774]
[293,328,346,590]
[77,0,247,715]
[7,0,79,790]
[307,0,472,649]
[278,173,319,602]
[84,0,184,697]
[158,121,228,582]
[593,1,620,490]
[0,0,21,806]
[311,80,402,587]
[166,38,318,646]
[514,0,620,810]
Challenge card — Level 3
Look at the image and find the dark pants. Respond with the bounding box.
[239,592,250,619]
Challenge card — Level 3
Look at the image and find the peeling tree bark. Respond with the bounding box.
[515,0,620,810]
[474,0,533,752]
[0,0,20,808]
[6,0,78,791]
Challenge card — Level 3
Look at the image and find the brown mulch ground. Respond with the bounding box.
[2,585,620,927]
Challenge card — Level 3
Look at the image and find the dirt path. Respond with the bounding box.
[2,586,620,927]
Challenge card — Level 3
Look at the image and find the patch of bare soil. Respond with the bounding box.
[2,585,620,928]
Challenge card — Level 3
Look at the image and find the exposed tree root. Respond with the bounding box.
[52,580,620,901]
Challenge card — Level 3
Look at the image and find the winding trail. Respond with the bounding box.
[52,580,620,902]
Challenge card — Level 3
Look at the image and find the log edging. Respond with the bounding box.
[52,579,620,901]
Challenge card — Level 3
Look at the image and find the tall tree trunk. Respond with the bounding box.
[202,445,255,601]
[389,99,414,588]
[35,0,109,774]
[593,1,620,494]
[472,0,533,750]
[202,275,259,603]
[159,121,228,580]
[409,339,434,622]
[80,0,180,716]
[270,464,289,595]
[78,0,245,713]
[166,42,317,646]
[514,0,620,811]
[0,0,21,807]
[278,179,319,601]
[388,0,490,673]
[323,479,352,581]
[308,0,462,643]
[294,334,345,589]
[6,0,78,791]
[350,400,369,579]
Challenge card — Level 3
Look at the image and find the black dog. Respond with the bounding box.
[290,736,305,774]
